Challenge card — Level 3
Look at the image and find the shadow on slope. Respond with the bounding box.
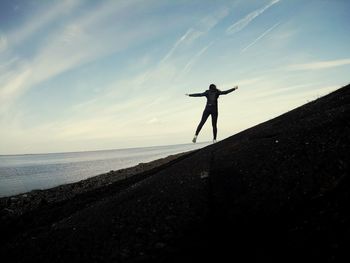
[201,84,350,262]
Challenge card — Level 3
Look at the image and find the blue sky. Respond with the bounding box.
[0,0,349,155]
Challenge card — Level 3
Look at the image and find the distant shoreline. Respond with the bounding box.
[0,141,210,157]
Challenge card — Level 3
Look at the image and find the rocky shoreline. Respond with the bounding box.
[0,151,195,221]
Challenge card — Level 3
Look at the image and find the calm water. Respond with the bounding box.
[0,143,209,197]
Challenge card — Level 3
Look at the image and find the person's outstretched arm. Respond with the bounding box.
[219,86,238,95]
[185,91,206,97]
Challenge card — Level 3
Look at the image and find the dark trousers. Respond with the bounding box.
[195,105,218,139]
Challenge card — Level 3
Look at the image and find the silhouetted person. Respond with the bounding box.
[186,84,238,143]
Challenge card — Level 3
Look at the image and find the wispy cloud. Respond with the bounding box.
[161,7,230,64]
[226,0,280,35]
[160,29,196,64]
[136,7,231,87]
[198,7,230,32]
[182,42,213,75]
[241,22,280,53]
[0,57,19,72]
[288,58,350,71]
[221,77,262,90]
[0,69,31,109]
[0,35,7,52]
[147,117,162,125]
[7,0,81,46]
[251,83,318,100]
[1,0,348,154]
[0,1,162,112]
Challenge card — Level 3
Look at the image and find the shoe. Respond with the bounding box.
[192,136,197,143]
[213,139,217,143]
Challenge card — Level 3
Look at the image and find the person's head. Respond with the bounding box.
[209,84,216,90]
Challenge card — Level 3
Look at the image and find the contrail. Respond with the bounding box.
[241,22,280,53]
[287,58,350,71]
[226,0,280,35]
[160,29,194,64]
[182,43,213,75]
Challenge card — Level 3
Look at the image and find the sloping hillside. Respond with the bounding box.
[1,84,349,262]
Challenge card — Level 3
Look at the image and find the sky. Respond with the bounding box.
[0,0,349,155]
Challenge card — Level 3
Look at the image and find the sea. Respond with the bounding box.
[0,142,209,197]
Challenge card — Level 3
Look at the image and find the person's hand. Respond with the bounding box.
[185,93,189,96]
[234,86,238,90]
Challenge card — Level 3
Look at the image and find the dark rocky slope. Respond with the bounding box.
[1,84,349,262]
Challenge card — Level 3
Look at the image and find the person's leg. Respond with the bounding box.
[211,109,218,140]
[195,108,210,136]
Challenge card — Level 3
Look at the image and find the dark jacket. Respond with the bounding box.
[189,88,235,106]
